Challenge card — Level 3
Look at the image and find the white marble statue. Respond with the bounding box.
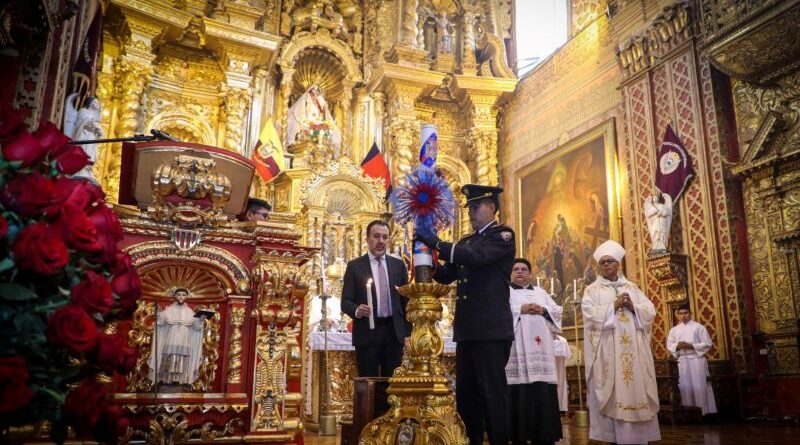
[286,84,342,149]
[148,288,207,387]
[63,93,103,182]
[644,192,673,253]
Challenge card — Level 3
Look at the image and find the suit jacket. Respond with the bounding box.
[341,253,410,347]
[434,221,515,342]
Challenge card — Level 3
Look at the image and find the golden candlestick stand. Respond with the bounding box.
[359,281,468,445]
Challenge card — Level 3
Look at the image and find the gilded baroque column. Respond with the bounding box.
[106,58,153,202]
[469,128,499,186]
[278,65,295,145]
[97,17,160,202]
[465,93,500,185]
[371,91,386,150]
[400,0,420,47]
[222,86,253,153]
[341,79,357,157]
[222,51,255,153]
[384,83,422,185]
[461,11,478,74]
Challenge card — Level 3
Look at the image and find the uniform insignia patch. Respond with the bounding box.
[500,231,512,241]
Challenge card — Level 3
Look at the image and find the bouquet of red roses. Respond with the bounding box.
[0,105,140,443]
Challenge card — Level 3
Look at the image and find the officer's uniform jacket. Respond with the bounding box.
[434,220,515,342]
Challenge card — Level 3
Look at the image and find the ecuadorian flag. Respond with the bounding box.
[360,142,392,200]
[252,117,285,182]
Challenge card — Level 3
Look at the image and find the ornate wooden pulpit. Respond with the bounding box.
[112,142,315,444]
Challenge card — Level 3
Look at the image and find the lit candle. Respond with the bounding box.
[366,278,375,330]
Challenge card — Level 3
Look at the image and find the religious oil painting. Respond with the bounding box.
[516,121,620,328]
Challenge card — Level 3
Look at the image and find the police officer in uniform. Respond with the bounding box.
[415,184,515,445]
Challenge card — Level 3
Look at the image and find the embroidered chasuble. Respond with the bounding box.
[582,275,661,444]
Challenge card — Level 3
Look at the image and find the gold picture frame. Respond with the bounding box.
[515,120,620,328]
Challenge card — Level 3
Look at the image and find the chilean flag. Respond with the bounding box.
[655,124,694,202]
[360,142,392,200]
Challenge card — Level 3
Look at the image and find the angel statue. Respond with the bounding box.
[62,93,103,182]
[286,84,342,150]
[644,191,673,253]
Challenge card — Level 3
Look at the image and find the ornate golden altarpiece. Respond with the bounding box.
[94,0,519,441]
[113,142,316,443]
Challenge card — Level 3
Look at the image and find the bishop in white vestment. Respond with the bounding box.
[582,240,661,444]
[505,259,563,445]
[667,304,717,415]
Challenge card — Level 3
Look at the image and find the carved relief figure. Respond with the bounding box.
[644,192,673,253]
[149,288,208,388]
[286,84,342,149]
[62,93,104,182]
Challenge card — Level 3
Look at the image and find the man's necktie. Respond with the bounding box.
[375,256,391,317]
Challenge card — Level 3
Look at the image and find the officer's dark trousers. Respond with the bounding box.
[456,340,512,445]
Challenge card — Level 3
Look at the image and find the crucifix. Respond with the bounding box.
[584,222,610,251]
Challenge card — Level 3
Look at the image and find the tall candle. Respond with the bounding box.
[366,278,375,330]
[550,277,555,295]
[536,276,541,288]
[573,279,577,302]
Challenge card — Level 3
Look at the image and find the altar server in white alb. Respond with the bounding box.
[505,258,563,445]
[582,240,661,444]
[667,304,717,415]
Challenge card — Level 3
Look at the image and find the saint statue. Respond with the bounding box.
[149,288,208,388]
[286,84,342,149]
[643,192,673,253]
[62,93,104,182]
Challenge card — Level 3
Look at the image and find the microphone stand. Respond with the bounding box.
[68,129,180,145]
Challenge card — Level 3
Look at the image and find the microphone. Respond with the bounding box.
[150,129,179,141]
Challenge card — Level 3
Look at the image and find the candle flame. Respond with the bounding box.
[366,278,373,285]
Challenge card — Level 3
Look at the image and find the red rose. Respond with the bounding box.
[1,130,47,166]
[12,222,69,275]
[46,304,98,353]
[93,403,129,445]
[33,121,70,151]
[71,271,114,315]
[110,251,133,275]
[94,333,138,374]
[52,144,90,174]
[0,214,7,238]
[88,204,123,264]
[1,172,70,218]
[112,269,141,311]
[0,105,24,140]
[57,203,101,253]
[0,356,33,413]
[64,378,107,435]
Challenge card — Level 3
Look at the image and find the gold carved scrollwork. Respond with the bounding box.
[227,306,246,384]
[617,2,692,82]
[647,252,690,303]
[127,411,244,445]
[253,322,288,430]
[150,153,233,226]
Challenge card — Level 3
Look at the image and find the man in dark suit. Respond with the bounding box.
[416,184,515,445]
[341,220,410,377]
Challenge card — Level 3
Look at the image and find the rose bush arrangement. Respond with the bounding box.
[0,105,140,444]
